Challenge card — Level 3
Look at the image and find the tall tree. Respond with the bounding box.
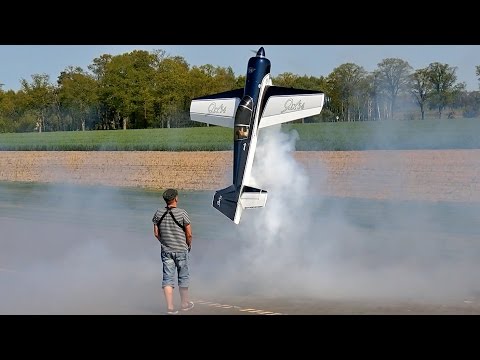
[410,68,431,120]
[101,50,157,129]
[211,66,237,92]
[57,66,98,130]
[375,58,413,119]
[426,62,459,119]
[88,54,113,81]
[365,72,384,121]
[155,55,190,128]
[326,63,367,122]
[88,54,114,129]
[20,74,55,132]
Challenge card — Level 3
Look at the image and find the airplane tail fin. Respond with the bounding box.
[212,185,268,224]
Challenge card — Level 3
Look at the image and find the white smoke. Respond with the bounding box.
[248,127,310,242]
[191,124,480,306]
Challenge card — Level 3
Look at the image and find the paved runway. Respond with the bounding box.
[2,182,480,315]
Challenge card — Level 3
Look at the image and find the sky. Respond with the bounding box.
[1,45,479,92]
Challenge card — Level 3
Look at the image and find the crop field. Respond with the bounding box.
[1,118,479,151]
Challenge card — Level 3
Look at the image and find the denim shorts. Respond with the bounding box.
[161,250,190,288]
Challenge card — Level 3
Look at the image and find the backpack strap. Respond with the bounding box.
[157,206,185,232]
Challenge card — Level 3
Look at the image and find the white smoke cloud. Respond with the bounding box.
[190,124,480,307]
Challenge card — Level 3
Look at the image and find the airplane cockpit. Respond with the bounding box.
[234,95,253,141]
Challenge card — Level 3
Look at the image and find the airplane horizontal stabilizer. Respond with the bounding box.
[240,185,268,208]
[212,185,239,221]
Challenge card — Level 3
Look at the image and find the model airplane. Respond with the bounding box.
[190,47,325,224]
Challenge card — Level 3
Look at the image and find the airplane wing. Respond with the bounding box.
[258,86,325,129]
[190,88,244,128]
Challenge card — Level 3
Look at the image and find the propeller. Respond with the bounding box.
[249,47,265,57]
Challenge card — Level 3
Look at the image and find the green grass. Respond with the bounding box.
[0,127,233,151]
[286,118,480,150]
[0,118,479,151]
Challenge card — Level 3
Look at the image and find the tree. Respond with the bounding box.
[155,55,191,128]
[410,68,431,120]
[211,66,237,92]
[88,54,113,81]
[364,72,385,121]
[100,50,158,130]
[326,63,367,122]
[188,66,214,100]
[234,75,246,89]
[0,89,36,132]
[426,62,459,119]
[461,91,480,118]
[88,54,114,129]
[273,72,299,87]
[57,66,98,131]
[375,58,413,119]
[20,74,55,132]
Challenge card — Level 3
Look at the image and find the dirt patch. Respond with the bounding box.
[1,150,479,202]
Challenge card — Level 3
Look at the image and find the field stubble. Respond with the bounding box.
[0,150,479,203]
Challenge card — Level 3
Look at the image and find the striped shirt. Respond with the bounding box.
[152,206,191,252]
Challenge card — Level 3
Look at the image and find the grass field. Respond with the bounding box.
[0,118,479,151]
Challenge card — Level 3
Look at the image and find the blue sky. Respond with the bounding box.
[1,45,479,92]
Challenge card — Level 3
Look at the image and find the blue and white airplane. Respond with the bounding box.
[190,47,325,224]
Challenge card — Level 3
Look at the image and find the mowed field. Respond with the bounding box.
[1,150,479,203]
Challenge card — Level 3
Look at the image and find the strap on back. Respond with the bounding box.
[157,206,185,231]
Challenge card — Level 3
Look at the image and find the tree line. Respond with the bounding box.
[1,49,480,133]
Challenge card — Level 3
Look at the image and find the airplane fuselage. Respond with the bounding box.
[233,49,271,190]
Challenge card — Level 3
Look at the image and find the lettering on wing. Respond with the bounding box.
[281,98,305,114]
[208,102,227,114]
